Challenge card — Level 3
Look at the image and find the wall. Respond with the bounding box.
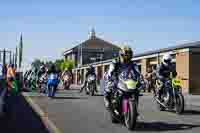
[141,58,149,76]
[176,51,190,93]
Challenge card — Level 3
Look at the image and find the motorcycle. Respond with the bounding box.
[38,73,48,93]
[47,73,59,98]
[153,72,184,114]
[62,73,72,90]
[26,70,37,91]
[85,74,96,96]
[105,71,142,130]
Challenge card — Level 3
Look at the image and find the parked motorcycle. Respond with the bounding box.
[85,74,96,96]
[47,73,59,98]
[153,72,184,114]
[105,71,142,130]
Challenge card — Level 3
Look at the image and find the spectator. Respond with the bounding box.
[6,64,16,91]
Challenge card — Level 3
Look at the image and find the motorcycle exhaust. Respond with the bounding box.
[155,97,167,108]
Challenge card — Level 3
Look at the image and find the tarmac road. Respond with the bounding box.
[29,89,200,133]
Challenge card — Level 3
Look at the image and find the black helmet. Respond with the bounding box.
[50,64,56,72]
[88,65,94,72]
[9,64,14,68]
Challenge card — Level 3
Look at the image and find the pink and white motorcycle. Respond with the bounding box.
[62,72,72,90]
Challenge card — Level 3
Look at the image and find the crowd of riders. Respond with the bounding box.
[23,63,74,95]
[0,44,182,130]
[22,45,177,103]
[28,45,175,114]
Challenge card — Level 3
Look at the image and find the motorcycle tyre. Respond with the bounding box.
[175,93,184,114]
[90,84,95,96]
[124,100,137,130]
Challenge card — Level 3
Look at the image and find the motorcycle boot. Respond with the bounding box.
[80,81,86,93]
[104,95,111,110]
[158,87,164,103]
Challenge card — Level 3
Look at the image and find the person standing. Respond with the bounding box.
[6,64,16,92]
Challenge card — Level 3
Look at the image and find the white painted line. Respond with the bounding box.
[22,93,62,133]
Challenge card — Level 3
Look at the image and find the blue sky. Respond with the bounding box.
[0,0,200,68]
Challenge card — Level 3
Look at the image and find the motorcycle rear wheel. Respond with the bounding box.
[90,84,95,96]
[175,93,184,114]
[157,102,165,111]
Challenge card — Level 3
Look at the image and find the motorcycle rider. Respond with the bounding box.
[61,68,73,82]
[104,45,141,109]
[151,65,157,92]
[156,54,176,101]
[47,64,59,91]
[37,65,47,91]
[37,65,46,81]
[80,65,97,93]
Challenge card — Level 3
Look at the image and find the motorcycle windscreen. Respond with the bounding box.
[124,79,138,90]
[64,75,69,80]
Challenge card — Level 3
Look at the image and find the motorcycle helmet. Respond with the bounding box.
[9,64,14,68]
[119,45,133,64]
[162,54,172,67]
[40,65,45,72]
[88,65,94,72]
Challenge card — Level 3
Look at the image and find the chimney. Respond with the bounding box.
[90,28,96,39]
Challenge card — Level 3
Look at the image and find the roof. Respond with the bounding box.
[134,41,200,57]
[64,36,120,55]
[73,41,200,69]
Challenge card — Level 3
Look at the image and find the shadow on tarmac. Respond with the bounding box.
[135,122,200,132]
[94,94,104,96]
[181,110,200,115]
[52,96,88,100]
[0,94,49,133]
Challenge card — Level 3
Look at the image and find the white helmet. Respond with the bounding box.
[162,54,172,67]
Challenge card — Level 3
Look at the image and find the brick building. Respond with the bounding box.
[72,41,200,95]
[64,29,120,84]
[64,29,120,68]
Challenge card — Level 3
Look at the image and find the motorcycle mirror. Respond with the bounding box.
[172,71,177,77]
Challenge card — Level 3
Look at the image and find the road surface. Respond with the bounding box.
[28,89,200,133]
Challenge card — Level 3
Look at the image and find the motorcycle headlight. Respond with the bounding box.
[89,76,95,81]
[124,79,138,90]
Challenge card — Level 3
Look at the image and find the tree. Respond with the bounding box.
[54,59,64,72]
[60,59,74,72]
[45,61,54,70]
[31,59,44,69]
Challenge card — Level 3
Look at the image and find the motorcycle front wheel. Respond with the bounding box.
[90,84,95,96]
[124,100,137,130]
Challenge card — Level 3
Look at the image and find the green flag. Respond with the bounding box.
[11,79,18,95]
